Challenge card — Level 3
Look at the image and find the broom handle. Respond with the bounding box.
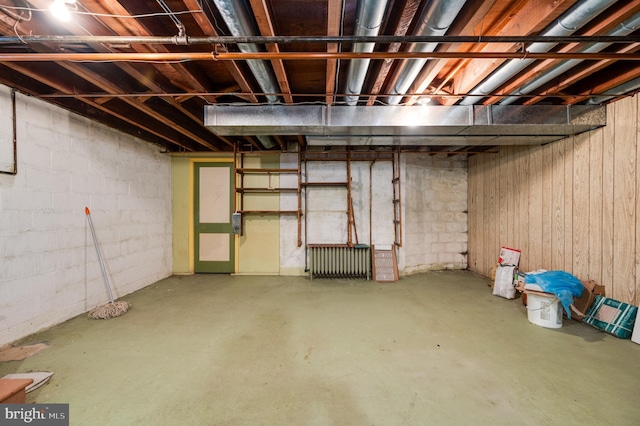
[85,207,115,304]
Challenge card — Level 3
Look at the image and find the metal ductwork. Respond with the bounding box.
[205,104,606,146]
[500,10,640,105]
[213,0,280,148]
[459,0,616,106]
[386,0,468,105]
[344,0,389,106]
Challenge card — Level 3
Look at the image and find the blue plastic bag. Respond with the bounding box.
[524,271,584,318]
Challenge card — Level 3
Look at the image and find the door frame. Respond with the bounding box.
[190,158,236,273]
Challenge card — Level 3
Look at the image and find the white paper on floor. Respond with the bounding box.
[2,372,54,392]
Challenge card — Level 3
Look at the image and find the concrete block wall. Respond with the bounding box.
[277,151,467,276]
[0,87,172,346]
[401,153,468,274]
[279,156,396,275]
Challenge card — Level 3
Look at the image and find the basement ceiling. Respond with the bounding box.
[0,0,638,153]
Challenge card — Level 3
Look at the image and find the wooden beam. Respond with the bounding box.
[325,0,342,105]
[0,61,198,151]
[249,0,294,104]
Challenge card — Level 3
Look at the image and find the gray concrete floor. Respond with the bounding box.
[1,270,639,425]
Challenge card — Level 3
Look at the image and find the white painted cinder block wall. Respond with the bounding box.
[278,152,468,276]
[402,153,468,273]
[0,86,172,346]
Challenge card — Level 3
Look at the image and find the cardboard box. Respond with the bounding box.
[583,295,638,339]
[498,246,520,266]
[570,279,606,321]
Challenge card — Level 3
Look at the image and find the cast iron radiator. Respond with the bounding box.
[308,244,371,280]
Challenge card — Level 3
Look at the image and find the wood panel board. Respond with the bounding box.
[564,138,574,274]
[516,147,530,272]
[551,141,565,271]
[612,96,636,302]
[541,144,553,270]
[602,102,616,295]
[572,133,590,280]
[588,128,604,285]
[528,145,543,271]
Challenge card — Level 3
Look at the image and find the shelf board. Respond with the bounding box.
[302,182,348,187]
[236,188,298,193]
[236,210,300,214]
[236,168,298,174]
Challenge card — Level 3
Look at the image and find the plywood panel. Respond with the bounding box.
[516,147,530,271]
[498,148,510,255]
[564,138,574,273]
[636,96,640,306]
[467,97,640,305]
[487,152,499,274]
[572,133,590,280]
[528,146,543,271]
[551,141,565,270]
[613,96,637,302]
[588,128,604,285]
[541,144,553,270]
[602,102,616,294]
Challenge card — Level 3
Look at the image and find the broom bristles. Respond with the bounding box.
[88,301,131,319]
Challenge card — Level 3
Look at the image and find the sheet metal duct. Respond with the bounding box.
[459,0,616,106]
[386,0,468,105]
[205,104,606,145]
[213,0,279,148]
[501,10,640,105]
[344,0,389,106]
[586,76,640,105]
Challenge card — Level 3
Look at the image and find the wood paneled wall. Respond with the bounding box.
[468,96,639,306]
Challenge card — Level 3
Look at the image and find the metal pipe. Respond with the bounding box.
[459,0,616,106]
[0,51,637,61]
[213,0,279,149]
[1,35,639,45]
[213,0,279,105]
[386,0,468,105]
[345,0,390,106]
[586,76,640,105]
[501,10,640,105]
[156,0,186,38]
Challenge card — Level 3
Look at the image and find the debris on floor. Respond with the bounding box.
[490,246,639,341]
[492,246,521,299]
[1,372,54,393]
[583,296,638,339]
[0,343,49,362]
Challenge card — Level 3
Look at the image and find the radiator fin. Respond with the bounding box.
[308,245,371,280]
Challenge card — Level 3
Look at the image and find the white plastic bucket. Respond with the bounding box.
[527,293,563,329]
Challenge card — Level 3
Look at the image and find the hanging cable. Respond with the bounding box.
[156,0,186,38]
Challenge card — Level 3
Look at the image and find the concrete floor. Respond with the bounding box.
[1,270,639,425]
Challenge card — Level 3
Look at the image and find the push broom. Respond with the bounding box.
[85,207,130,319]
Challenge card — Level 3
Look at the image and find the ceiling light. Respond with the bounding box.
[50,0,75,22]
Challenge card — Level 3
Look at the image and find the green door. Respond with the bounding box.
[194,162,235,273]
